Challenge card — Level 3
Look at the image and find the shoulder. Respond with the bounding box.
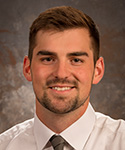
[85,112,125,149]
[94,112,125,148]
[95,112,125,133]
[0,118,34,150]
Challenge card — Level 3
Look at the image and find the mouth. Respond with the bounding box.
[49,86,75,91]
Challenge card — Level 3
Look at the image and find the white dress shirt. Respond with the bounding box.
[0,103,125,150]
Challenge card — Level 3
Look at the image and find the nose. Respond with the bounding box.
[52,61,71,79]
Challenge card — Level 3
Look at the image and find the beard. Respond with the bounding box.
[35,78,91,114]
[37,92,79,114]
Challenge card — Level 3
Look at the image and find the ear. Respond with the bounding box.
[23,56,32,81]
[93,57,104,84]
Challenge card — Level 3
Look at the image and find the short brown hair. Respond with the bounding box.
[29,6,100,64]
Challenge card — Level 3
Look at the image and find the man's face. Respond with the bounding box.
[27,28,99,114]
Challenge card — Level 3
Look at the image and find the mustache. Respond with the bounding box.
[46,78,78,87]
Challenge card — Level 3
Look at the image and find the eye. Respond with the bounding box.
[71,58,84,65]
[40,57,56,65]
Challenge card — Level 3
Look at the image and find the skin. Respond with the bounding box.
[23,28,104,133]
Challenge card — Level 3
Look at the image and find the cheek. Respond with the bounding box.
[31,67,47,97]
[76,69,93,97]
[31,65,53,85]
[74,67,93,83]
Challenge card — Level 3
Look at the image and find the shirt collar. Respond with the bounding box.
[61,103,95,150]
[34,103,95,150]
[34,114,55,150]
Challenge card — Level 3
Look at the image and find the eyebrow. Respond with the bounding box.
[37,50,57,56]
[67,52,89,57]
[37,50,89,57]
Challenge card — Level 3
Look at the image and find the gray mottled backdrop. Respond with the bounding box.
[0,0,125,133]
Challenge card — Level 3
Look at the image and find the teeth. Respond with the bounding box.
[52,87,72,91]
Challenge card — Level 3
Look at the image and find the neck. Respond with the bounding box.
[36,100,89,134]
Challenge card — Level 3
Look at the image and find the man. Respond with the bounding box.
[0,6,125,150]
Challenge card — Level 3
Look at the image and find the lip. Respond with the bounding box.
[48,85,76,93]
[49,84,76,88]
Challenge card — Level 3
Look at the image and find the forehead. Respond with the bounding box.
[34,28,93,55]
